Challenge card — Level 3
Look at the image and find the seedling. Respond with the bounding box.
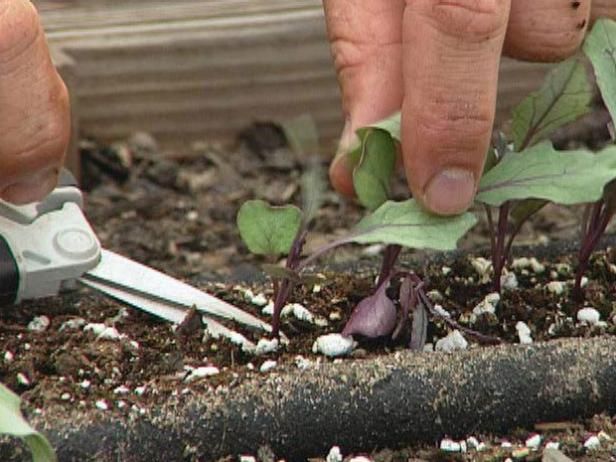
[573,19,616,297]
[238,19,616,344]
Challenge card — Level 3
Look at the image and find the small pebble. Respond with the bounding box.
[27,315,50,332]
[95,400,108,411]
[312,284,322,294]
[326,446,343,462]
[471,257,492,283]
[184,366,220,382]
[525,433,542,449]
[59,318,86,331]
[466,436,480,450]
[134,385,147,396]
[80,380,91,389]
[255,338,280,356]
[434,304,451,318]
[501,271,519,290]
[329,311,342,321]
[440,438,461,452]
[294,355,313,370]
[428,289,444,302]
[441,266,452,275]
[471,293,500,323]
[239,456,256,462]
[260,360,277,373]
[261,301,274,316]
[249,293,268,307]
[577,307,601,325]
[516,321,533,344]
[435,330,468,353]
[84,323,123,341]
[60,393,71,401]
[546,281,565,295]
[312,334,356,357]
[114,385,130,395]
[16,373,30,386]
[4,351,13,363]
[583,435,601,450]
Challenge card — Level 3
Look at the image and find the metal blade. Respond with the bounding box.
[81,249,272,333]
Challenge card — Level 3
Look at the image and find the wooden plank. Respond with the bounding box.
[36,0,550,154]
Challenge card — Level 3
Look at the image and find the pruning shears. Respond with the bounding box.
[0,170,272,344]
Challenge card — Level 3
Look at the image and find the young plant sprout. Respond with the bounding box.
[238,18,616,345]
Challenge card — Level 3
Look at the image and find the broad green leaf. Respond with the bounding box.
[353,128,397,211]
[349,199,477,251]
[237,200,302,256]
[0,383,56,462]
[511,57,593,151]
[584,19,616,124]
[347,112,401,163]
[476,142,616,206]
[281,114,319,156]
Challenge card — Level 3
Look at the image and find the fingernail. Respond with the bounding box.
[423,168,476,215]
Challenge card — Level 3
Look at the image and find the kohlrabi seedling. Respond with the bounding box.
[237,116,476,341]
[237,18,616,345]
[572,18,616,297]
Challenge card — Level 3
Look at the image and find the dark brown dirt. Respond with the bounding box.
[0,123,615,461]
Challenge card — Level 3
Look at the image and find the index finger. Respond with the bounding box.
[402,0,511,215]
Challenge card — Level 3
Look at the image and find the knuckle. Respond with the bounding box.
[413,97,493,151]
[410,0,508,41]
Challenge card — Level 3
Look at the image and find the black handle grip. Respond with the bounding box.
[0,236,18,305]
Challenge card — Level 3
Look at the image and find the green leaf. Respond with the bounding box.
[347,112,402,162]
[281,114,320,156]
[584,18,616,124]
[352,128,397,211]
[367,112,401,142]
[349,199,477,251]
[0,383,56,462]
[476,142,616,206]
[511,57,593,151]
[237,200,302,256]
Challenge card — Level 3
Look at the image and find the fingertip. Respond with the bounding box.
[418,167,476,216]
[0,168,59,205]
[329,152,356,198]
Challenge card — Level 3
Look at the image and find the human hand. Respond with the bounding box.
[324,0,616,215]
[0,0,70,204]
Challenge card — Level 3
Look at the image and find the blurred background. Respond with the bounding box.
[34,0,552,169]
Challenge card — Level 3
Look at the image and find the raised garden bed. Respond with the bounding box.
[0,121,615,460]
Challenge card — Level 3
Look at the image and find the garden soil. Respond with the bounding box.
[0,117,615,461]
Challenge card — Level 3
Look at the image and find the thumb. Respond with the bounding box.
[0,0,70,204]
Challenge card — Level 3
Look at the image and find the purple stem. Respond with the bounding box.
[574,200,613,298]
[492,202,510,293]
[376,244,402,288]
[270,230,307,337]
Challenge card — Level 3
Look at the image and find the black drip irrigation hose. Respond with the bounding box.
[2,336,616,461]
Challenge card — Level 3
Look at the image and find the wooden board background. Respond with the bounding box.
[36,0,552,153]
